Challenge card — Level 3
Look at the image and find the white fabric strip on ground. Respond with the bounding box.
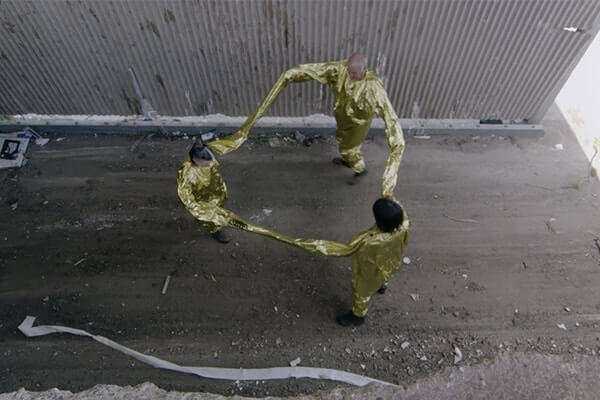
[18,316,396,387]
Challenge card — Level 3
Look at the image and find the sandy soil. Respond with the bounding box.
[1,105,600,397]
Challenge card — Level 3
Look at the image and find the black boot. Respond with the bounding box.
[377,284,388,294]
[332,157,351,168]
[336,311,365,326]
[211,229,230,244]
[347,169,368,185]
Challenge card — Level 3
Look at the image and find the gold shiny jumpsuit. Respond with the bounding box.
[208,60,405,198]
[177,158,227,234]
[346,221,409,317]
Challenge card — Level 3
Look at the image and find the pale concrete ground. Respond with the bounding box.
[1,103,599,399]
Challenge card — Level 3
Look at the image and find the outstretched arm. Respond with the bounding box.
[208,62,342,155]
[233,219,363,257]
[374,87,405,198]
[179,179,367,257]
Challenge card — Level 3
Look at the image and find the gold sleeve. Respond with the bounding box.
[176,158,365,256]
[208,62,343,155]
[373,85,406,198]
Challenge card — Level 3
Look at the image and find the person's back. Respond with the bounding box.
[351,225,408,283]
[178,157,225,206]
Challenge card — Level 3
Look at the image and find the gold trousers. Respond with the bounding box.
[334,111,373,174]
[351,261,388,317]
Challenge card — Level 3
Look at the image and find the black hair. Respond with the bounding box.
[189,142,213,162]
[372,198,404,233]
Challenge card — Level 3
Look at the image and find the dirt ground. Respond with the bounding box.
[1,104,600,398]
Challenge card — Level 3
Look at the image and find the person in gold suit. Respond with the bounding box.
[208,53,405,198]
[336,198,408,326]
[177,141,230,244]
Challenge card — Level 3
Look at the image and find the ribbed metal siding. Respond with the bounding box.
[0,0,599,120]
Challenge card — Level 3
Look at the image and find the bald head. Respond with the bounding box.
[347,53,368,81]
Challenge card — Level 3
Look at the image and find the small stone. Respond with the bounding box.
[268,137,281,147]
[360,363,366,371]
[557,323,567,331]
[403,257,411,265]
[299,137,312,148]
[401,341,410,350]
[289,357,301,367]
[420,355,428,361]
[409,293,420,302]
[564,307,571,312]
[275,337,282,346]
[213,351,218,358]
[454,346,463,364]
[345,347,352,354]
[294,131,305,142]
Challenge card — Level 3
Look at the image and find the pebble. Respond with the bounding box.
[454,347,463,364]
[268,137,281,147]
[403,257,411,265]
[401,341,410,350]
[289,357,301,367]
[344,347,351,354]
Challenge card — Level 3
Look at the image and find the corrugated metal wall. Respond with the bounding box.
[0,0,599,120]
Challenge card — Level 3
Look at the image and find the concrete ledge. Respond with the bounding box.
[0,115,544,137]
